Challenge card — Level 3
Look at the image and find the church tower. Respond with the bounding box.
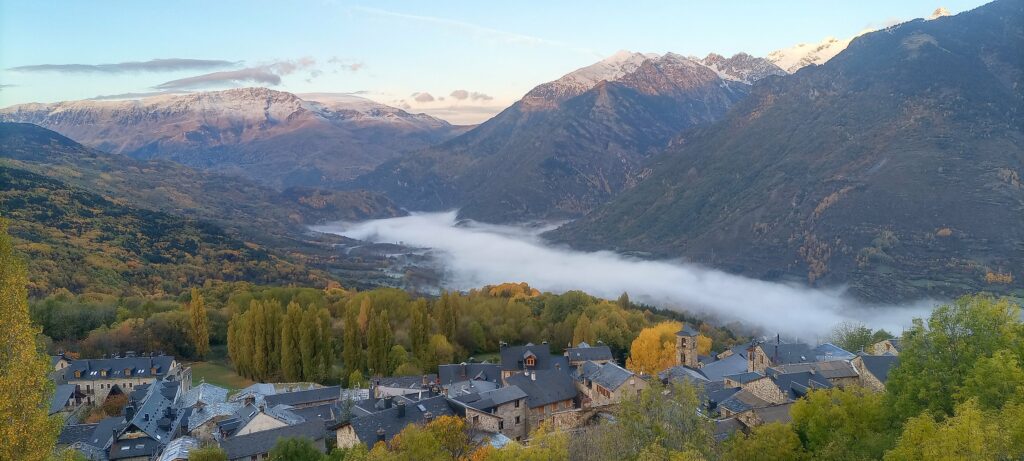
[675,324,699,368]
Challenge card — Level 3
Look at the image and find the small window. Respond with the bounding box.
[515,416,521,424]
[514,399,520,408]
[525,357,536,367]
[499,421,504,430]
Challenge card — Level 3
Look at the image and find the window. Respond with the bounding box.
[499,421,504,430]
[525,356,536,367]
[473,415,479,424]
[514,399,520,408]
[515,416,521,425]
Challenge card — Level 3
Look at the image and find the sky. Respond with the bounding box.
[0,1,989,124]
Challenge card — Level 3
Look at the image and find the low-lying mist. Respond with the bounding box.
[314,211,938,339]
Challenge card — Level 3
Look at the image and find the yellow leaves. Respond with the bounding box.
[485,282,541,300]
[696,334,713,356]
[626,321,682,375]
[985,271,1013,285]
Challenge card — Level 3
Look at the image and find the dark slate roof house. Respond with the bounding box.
[499,344,570,373]
[348,395,455,448]
[812,343,857,362]
[264,385,342,407]
[579,361,636,391]
[565,344,614,364]
[50,383,80,414]
[504,370,578,409]
[677,324,700,337]
[757,341,816,366]
[438,363,501,386]
[858,354,899,383]
[220,420,326,461]
[55,355,176,383]
[451,386,528,412]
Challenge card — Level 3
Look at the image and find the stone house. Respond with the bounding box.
[499,343,571,381]
[577,361,648,407]
[371,374,438,399]
[871,339,902,356]
[220,420,325,461]
[451,386,530,441]
[852,353,899,391]
[746,340,816,373]
[565,342,614,368]
[768,360,860,387]
[504,370,578,431]
[338,395,455,449]
[54,355,183,405]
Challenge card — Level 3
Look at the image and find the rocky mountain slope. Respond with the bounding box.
[353,52,784,222]
[550,0,1024,302]
[0,88,467,188]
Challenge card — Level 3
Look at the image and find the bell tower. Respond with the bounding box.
[676,324,699,368]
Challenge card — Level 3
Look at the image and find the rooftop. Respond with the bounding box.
[438,363,501,386]
[505,370,578,408]
[565,344,614,363]
[220,420,325,459]
[349,395,455,448]
[858,353,899,383]
[499,344,570,372]
[580,361,636,391]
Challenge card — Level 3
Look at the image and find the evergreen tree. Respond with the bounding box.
[617,292,631,310]
[188,287,210,359]
[0,221,63,461]
[435,291,458,342]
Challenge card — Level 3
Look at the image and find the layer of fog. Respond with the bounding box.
[314,211,938,339]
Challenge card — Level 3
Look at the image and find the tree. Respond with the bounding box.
[573,314,596,346]
[425,334,455,372]
[410,298,430,360]
[956,349,1024,410]
[626,321,682,375]
[188,287,210,359]
[280,301,303,382]
[884,399,1004,461]
[826,321,875,353]
[617,292,631,310]
[389,345,410,374]
[269,437,325,461]
[0,221,63,461]
[696,334,712,356]
[790,386,896,460]
[343,304,363,377]
[426,415,473,460]
[367,310,394,375]
[300,306,319,380]
[189,445,228,461]
[435,292,458,342]
[885,294,1022,420]
[348,369,367,388]
[722,423,806,461]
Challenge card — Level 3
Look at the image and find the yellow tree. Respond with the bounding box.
[696,335,713,356]
[0,221,63,461]
[626,321,681,375]
[188,287,210,359]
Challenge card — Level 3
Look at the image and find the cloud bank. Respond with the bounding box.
[7,58,238,73]
[315,212,938,339]
[154,58,316,90]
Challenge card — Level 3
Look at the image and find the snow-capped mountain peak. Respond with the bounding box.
[523,50,658,105]
[767,36,853,73]
[699,52,787,84]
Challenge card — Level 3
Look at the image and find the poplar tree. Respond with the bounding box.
[410,298,430,359]
[280,302,302,381]
[188,287,210,359]
[573,314,596,346]
[343,304,362,376]
[0,221,63,461]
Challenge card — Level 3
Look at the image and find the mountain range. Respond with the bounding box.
[352,51,786,222]
[0,88,468,188]
[550,0,1024,301]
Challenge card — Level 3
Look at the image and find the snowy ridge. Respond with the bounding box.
[767,36,853,73]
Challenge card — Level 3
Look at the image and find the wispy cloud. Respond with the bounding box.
[450,89,493,101]
[0,84,14,91]
[413,92,436,103]
[88,90,188,100]
[328,57,365,72]
[353,6,598,56]
[7,58,238,73]
[153,58,316,90]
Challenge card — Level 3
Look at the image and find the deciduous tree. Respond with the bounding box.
[626,321,681,374]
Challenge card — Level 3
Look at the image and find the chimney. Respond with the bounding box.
[385,397,393,409]
[376,427,386,443]
[396,401,406,418]
[124,405,135,420]
[422,375,429,386]
[531,372,536,381]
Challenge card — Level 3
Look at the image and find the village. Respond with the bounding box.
[49,325,902,461]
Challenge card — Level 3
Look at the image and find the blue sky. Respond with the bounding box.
[0,0,988,123]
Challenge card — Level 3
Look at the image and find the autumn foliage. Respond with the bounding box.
[626,321,681,375]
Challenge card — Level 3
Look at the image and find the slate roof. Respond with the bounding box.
[109,437,162,460]
[499,344,570,372]
[451,386,528,411]
[581,361,635,391]
[697,350,749,382]
[230,383,277,403]
[265,385,341,407]
[504,370,577,408]
[125,379,182,443]
[438,363,501,386]
[858,354,899,383]
[677,324,700,337]
[770,360,859,380]
[813,343,857,362]
[179,383,229,408]
[718,389,771,414]
[714,418,744,442]
[446,379,500,396]
[752,403,794,425]
[220,420,325,459]
[50,384,78,414]
[374,374,438,390]
[565,345,614,363]
[758,341,816,366]
[765,370,832,399]
[348,395,455,448]
[87,416,126,449]
[184,400,242,432]
[292,402,346,428]
[215,403,304,437]
[157,437,199,461]
[660,365,710,385]
[723,372,764,385]
[57,423,98,446]
[55,355,175,383]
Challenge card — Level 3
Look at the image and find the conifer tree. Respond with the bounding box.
[188,287,210,359]
[0,221,63,461]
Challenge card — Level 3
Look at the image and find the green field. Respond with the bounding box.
[187,361,254,392]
